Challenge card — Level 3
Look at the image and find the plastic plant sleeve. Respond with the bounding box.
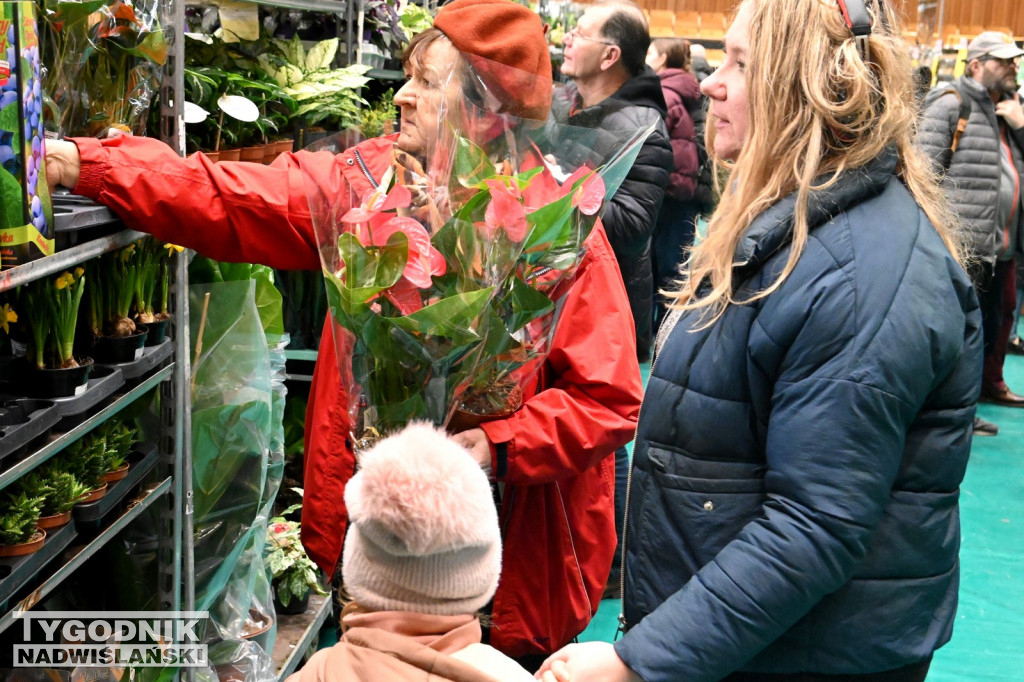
[303,51,653,448]
[40,0,167,137]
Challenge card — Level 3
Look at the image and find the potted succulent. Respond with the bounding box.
[18,269,91,397]
[62,433,109,503]
[264,494,327,614]
[20,469,89,529]
[98,419,138,483]
[0,489,46,557]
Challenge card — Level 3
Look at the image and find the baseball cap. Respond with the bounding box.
[966,32,1024,62]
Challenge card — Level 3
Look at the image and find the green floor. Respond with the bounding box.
[580,355,1024,680]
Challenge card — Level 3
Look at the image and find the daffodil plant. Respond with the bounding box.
[20,269,86,369]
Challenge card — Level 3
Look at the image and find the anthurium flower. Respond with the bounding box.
[574,174,605,216]
[479,180,527,242]
[368,217,446,289]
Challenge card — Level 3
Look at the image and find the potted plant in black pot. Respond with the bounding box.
[264,495,327,614]
[19,269,91,398]
[89,245,148,363]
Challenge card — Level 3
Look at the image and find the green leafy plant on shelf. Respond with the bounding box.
[97,419,138,473]
[62,433,110,492]
[258,36,370,132]
[0,490,45,545]
[20,469,89,516]
[19,268,86,369]
[265,491,328,608]
[359,90,398,140]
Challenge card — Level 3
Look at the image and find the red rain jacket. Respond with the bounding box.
[72,134,643,656]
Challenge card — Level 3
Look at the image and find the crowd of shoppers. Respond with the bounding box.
[42,0,1015,680]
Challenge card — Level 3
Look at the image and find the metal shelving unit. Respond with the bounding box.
[271,594,333,679]
[0,0,189,669]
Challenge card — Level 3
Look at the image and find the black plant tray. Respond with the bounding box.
[95,338,174,381]
[73,442,160,528]
[0,520,77,607]
[48,365,125,418]
[53,193,119,232]
[0,399,60,461]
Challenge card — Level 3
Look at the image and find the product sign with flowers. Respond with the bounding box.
[306,56,652,448]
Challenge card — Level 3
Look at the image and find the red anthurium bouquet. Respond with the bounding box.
[306,59,651,447]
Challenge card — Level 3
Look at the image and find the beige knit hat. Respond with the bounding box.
[341,422,502,615]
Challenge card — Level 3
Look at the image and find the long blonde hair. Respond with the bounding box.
[670,0,960,324]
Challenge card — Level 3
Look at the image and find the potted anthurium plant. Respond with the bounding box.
[41,0,168,137]
[0,489,46,557]
[265,493,327,614]
[18,268,90,397]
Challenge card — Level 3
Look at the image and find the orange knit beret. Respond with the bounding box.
[433,0,553,121]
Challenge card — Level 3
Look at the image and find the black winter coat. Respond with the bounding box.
[551,69,673,361]
[615,148,981,681]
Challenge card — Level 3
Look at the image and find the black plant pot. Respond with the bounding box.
[22,358,93,399]
[273,584,310,615]
[92,327,148,364]
[142,318,170,346]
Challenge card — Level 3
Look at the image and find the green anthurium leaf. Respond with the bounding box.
[337,232,406,290]
[454,135,495,188]
[52,0,109,28]
[504,276,555,332]
[389,287,493,346]
[522,192,576,258]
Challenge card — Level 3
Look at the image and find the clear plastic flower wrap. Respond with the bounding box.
[40,0,167,137]
[304,52,653,449]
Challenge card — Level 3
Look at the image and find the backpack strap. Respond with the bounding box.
[948,83,972,155]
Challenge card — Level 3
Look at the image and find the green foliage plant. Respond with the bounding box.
[0,490,45,545]
[258,36,370,131]
[264,491,327,607]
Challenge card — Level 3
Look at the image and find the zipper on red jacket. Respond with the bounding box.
[999,126,1019,255]
[353,148,379,189]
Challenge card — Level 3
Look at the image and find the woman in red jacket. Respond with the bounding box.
[44,0,642,668]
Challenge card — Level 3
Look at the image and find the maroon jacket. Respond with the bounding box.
[71,133,643,657]
[658,68,702,201]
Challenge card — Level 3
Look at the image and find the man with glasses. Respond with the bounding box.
[552,0,672,604]
[920,32,1024,436]
[555,0,672,367]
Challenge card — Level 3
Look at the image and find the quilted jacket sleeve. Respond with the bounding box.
[917,89,960,172]
[72,135,344,271]
[479,227,643,483]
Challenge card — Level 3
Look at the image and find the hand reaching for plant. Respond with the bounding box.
[45,139,81,192]
[449,428,493,476]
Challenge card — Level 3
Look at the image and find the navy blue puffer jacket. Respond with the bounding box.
[615,148,982,682]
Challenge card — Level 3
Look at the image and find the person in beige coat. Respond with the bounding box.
[286,423,533,682]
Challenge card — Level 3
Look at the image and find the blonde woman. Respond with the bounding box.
[538,1,980,681]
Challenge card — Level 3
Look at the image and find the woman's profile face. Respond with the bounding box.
[646,44,666,72]
[700,1,751,161]
[393,39,463,157]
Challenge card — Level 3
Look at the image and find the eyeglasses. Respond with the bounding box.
[564,27,617,47]
[981,56,1020,68]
